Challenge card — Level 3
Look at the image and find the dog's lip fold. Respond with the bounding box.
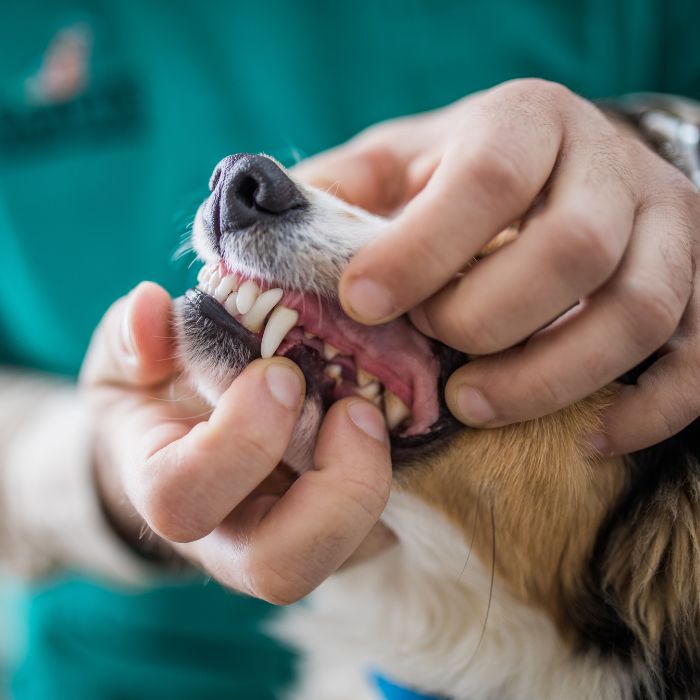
[184,284,466,455]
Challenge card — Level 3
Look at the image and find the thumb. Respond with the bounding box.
[81,282,176,388]
[293,143,408,215]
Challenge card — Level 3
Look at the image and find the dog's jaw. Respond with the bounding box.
[177,157,465,471]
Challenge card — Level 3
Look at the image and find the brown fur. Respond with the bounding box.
[398,390,627,640]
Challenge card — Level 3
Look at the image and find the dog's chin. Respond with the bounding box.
[177,278,467,473]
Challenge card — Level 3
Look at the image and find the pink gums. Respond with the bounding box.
[278,291,441,436]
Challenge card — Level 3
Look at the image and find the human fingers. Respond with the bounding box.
[444,199,693,428]
[412,127,636,353]
[80,281,176,388]
[339,80,566,325]
[125,357,306,544]
[597,283,700,454]
[186,398,391,604]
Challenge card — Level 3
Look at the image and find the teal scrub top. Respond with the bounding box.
[1,1,699,698]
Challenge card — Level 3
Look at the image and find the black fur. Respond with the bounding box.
[570,411,700,699]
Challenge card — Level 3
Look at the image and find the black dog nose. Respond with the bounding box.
[209,154,307,233]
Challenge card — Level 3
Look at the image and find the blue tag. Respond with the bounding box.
[372,672,445,700]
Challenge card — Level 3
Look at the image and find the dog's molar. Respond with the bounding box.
[384,390,411,431]
[323,342,340,360]
[356,381,382,401]
[261,306,299,358]
[236,280,260,314]
[357,368,377,387]
[325,363,343,381]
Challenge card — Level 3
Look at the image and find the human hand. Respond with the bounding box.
[80,282,392,603]
[296,79,700,454]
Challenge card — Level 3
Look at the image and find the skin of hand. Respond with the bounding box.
[295,79,700,455]
[80,282,394,604]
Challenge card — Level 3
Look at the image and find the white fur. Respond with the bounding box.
[275,491,633,700]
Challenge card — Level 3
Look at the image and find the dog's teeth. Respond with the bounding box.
[261,306,299,358]
[197,266,212,285]
[356,368,377,387]
[214,275,238,302]
[383,391,411,431]
[325,364,343,380]
[240,288,284,332]
[236,281,260,314]
[303,331,316,339]
[355,381,381,400]
[224,292,239,316]
[323,343,340,360]
[207,269,222,294]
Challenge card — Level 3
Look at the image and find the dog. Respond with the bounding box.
[176,153,700,700]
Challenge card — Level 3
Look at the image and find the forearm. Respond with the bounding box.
[0,368,159,585]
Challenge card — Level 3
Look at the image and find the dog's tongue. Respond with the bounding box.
[280,291,442,435]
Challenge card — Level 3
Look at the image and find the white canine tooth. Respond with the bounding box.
[355,381,381,400]
[261,306,299,358]
[303,331,316,339]
[214,275,239,302]
[224,292,239,316]
[356,368,378,387]
[240,288,284,332]
[323,343,340,360]
[236,281,260,314]
[384,391,411,431]
[325,364,343,380]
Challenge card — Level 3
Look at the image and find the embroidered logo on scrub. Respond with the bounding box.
[0,21,143,159]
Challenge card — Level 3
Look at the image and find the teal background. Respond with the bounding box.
[1,1,699,697]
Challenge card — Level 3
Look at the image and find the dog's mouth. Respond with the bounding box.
[186,262,464,454]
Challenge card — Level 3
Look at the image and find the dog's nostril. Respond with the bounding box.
[214,153,308,233]
[236,174,260,210]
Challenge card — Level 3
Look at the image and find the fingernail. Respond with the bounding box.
[345,277,395,322]
[347,400,388,443]
[454,386,496,426]
[266,363,303,409]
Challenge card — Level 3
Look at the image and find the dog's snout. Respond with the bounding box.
[210,154,307,234]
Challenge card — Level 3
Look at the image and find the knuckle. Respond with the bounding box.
[530,369,571,411]
[229,430,280,471]
[138,451,210,543]
[334,472,391,522]
[450,309,504,354]
[617,277,682,349]
[555,212,620,280]
[470,145,528,196]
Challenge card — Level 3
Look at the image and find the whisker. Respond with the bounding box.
[466,497,496,668]
[458,486,483,582]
